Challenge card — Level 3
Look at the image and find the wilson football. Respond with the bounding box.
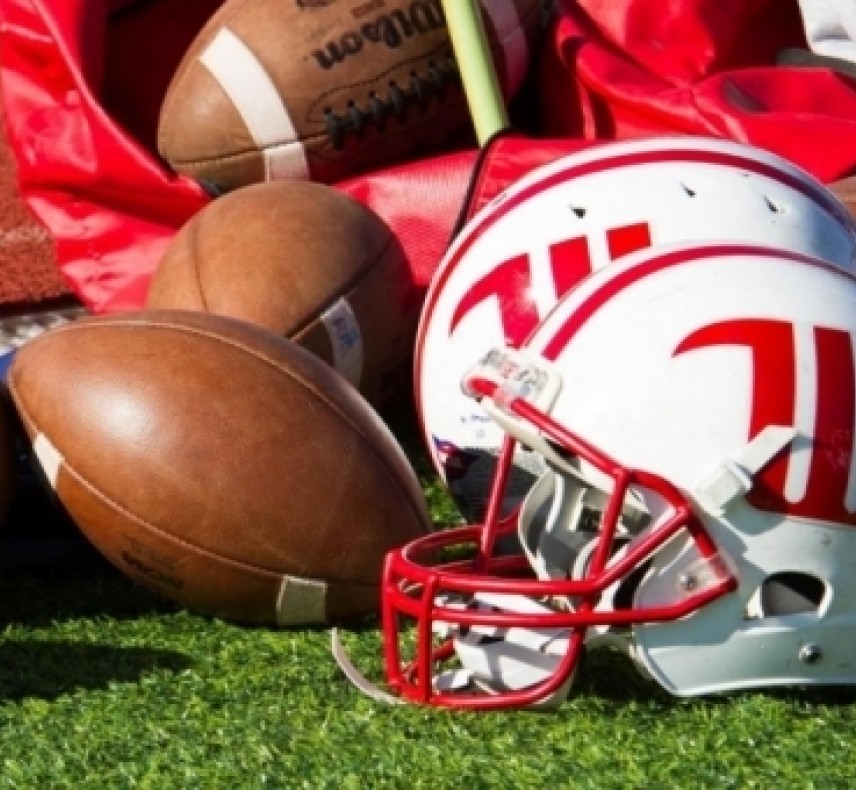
[157,0,544,191]
[6,310,432,625]
[145,180,421,406]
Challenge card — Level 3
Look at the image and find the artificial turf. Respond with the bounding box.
[0,400,854,788]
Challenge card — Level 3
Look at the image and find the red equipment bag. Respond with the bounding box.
[538,0,856,182]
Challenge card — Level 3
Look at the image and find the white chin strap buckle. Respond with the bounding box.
[694,425,797,516]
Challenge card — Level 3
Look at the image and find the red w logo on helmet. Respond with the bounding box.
[449,223,651,347]
[677,319,856,526]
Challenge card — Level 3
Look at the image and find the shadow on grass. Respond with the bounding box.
[0,565,182,628]
[0,546,183,629]
[0,640,192,702]
[571,646,676,707]
[574,646,856,709]
[0,465,182,626]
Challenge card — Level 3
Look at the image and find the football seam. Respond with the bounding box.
[306,43,462,147]
[9,383,377,585]
[17,318,431,535]
[277,234,400,339]
[161,38,466,169]
[162,137,326,170]
[158,0,539,173]
[187,216,211,312]
[183,211,399,339]
[162,76,466,170]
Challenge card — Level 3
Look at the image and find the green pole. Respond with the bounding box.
[441,0,510,146]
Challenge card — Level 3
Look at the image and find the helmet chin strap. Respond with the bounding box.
[331,629,404,705]
[332,589,626,709]
[330,596,578,709]
[692,424,797,516]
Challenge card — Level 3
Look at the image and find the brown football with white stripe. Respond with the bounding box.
[145,181,421,407]
[157,0,544,192]
[7,310,432,625]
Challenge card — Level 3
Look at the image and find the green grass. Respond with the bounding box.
[1,401,855,788]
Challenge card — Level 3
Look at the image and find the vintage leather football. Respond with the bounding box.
[157,0,544,191]
[6,310,432,624]
[145,180,421,406]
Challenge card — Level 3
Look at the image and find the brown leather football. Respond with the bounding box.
[6,310,432,625]
[157,0,544,191]
[145,180,421,407]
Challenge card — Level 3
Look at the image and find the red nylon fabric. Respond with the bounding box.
[539,0,856,182]
[0,0,211,312]
[337,149,479,293]
[3,0,856,312]
[0,0,482,311]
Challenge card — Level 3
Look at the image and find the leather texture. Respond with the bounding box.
[7,310,432,624]
[157,0,542,190]
[145,180,421,406]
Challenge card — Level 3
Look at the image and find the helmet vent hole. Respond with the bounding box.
[746,572,825,619]
[764,195,783,213]
[680,183,696,197]
[570,206,586,218]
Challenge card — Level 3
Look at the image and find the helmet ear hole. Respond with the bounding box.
[748,572,826,618]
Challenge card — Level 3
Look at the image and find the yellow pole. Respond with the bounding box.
[441,0,510,146]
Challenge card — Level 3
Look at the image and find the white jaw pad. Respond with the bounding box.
[449,593,570,692]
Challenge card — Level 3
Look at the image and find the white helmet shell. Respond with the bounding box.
[381,243,856,708]
[518,242,856,695]
[416,136,856,519]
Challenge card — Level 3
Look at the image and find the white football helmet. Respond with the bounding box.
[386,242,856,709]
[417,136,856,521]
